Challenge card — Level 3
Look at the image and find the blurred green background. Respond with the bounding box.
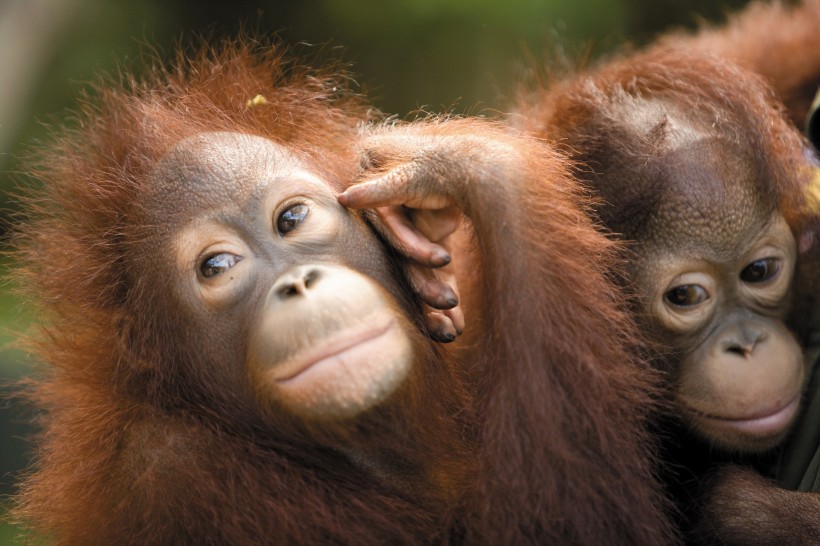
[0,0,750,541]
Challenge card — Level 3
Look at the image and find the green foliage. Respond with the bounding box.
[0,514,46,546]
[0,285,32,381]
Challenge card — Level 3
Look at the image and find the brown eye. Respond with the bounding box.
[277,203,309,235]
[665,284,709,307]
[740,258,780,283]
[201,253,242,278]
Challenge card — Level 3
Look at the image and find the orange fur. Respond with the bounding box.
[11,38,676,545]
[655,0,820,128]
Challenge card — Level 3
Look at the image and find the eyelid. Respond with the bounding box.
[195,242,245,277]
[274,196,311,217]
[661,272,715,300]
[746,241,791,263]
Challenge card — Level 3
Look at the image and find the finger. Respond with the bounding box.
[441,306,465,337]
[407,266,459,310]
[408,207,463,243]
[338,169,416,209]
[357,135,414,169]
[377,207,451,267]
[338,167,453,210]
[438,274,465,335]
[424,311,458,343]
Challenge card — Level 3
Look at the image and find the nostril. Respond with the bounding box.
[724,344,748,357]
[277,283,302,299]
[304,268,321,289]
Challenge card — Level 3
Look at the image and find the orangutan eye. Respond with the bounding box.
[740,258,780,283]
[201,253,242,278]
[665,284,709,307]
[277,203,309,235]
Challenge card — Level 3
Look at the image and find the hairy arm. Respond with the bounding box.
[694,465,820,545]
[339,117,676,545]
[339,118,586,340]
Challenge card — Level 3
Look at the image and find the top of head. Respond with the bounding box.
[541,49,811,241]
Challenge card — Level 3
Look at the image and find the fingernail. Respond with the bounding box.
[430,293,457,310]
[431,249,451,267]
[435,331,457,343]
[442,296,458,309]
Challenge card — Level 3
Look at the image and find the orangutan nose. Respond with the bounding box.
[272,266,322,300]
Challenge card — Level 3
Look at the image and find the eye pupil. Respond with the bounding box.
[201,253,241,278]
[277,204,309,235]
[665,284,708,307]
[741,258,779,283]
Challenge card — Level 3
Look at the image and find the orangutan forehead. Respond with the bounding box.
[611,97,774,254]
[646,197,769,257]
[649,150,769,251]
[142,132,299,220]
